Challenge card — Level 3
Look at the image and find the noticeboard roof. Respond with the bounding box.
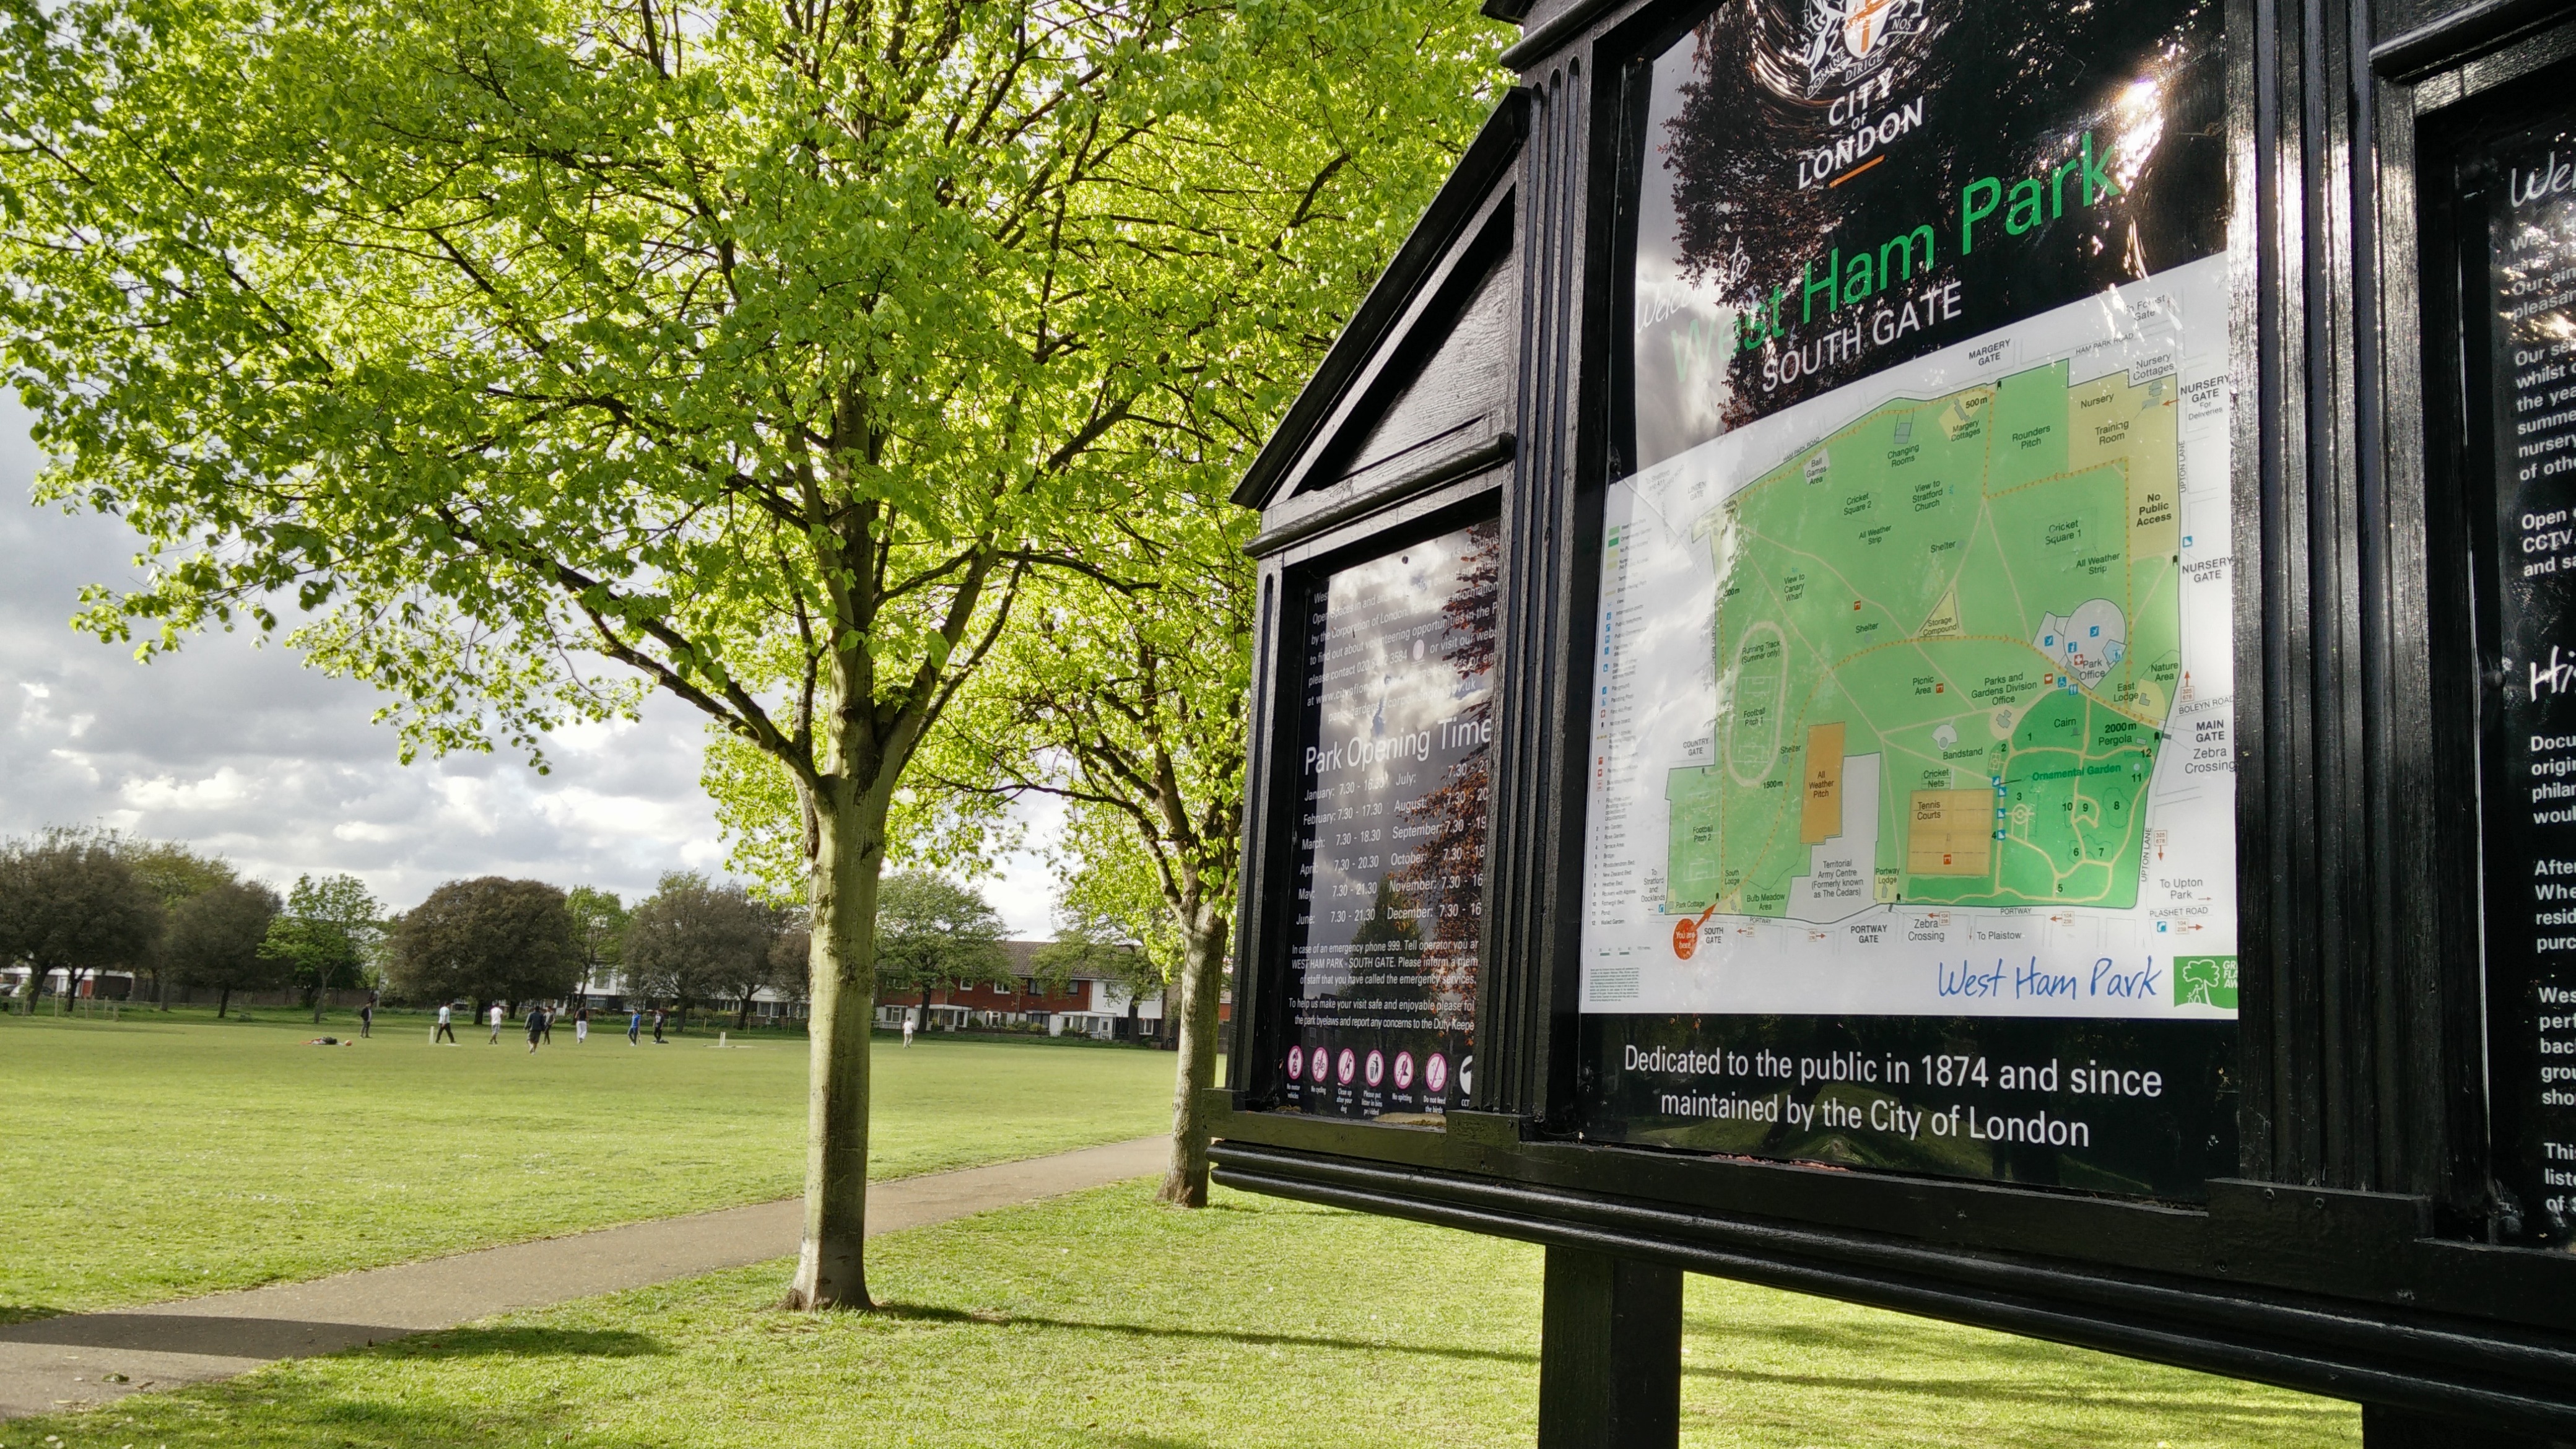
[1230,91,1528,512]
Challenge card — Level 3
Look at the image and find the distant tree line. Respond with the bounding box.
[1,827,1158,1038]
[0,827,381,1019]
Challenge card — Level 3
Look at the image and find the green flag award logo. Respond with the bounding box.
[2174,955,2239,1010]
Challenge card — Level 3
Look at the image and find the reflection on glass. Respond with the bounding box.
[1629,0,2225,468]
[1281,520,1500,1120]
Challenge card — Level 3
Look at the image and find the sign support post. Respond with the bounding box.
[1537,1248,1682,1449]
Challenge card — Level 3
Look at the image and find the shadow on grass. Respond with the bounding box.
[868,1300,1536,1365]
[1681,1361,2338,1421]
[1683,1312,2346,1425]
[371,1326,667,1360]
[18,1372,646,1448]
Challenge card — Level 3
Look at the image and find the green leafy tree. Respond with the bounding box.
[930,496,1248,1202]
[874,872,1012,1027]
[118,840,237,1007]
[385,878,581,1011]
[624,873,781,1029]
[1028,920,1162,1004]
[765,915,813,1021]
[164,879,284,1017]
[0,0,1503,1306]
[0,828,163,1009]
[564,887,629,1002]
[266,873,385,1022]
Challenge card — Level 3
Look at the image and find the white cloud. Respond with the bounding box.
[0,397,1072,928]
[983,793,1069,938]
[0,398,731,912]
[121,765,260,813]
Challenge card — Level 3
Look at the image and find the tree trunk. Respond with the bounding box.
[1158,905,1231,1207]
[217,985,232,1018]
[784,773,889,1311]
[738,993,753,1031]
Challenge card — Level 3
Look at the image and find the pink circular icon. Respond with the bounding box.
[1365,1050,1385,1087]
[1312,1046,1330,1084]
[1336,1048,1357,1085]
[1286,1046,1304,1081]
[1425,1053,1449,1095]
[1393,1051,1416,1090]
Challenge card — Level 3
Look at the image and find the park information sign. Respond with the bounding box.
[2476,109,2576,1248]
[1582,0,2236,1196]
[1280,520,1500,1121]
[1217,0,2576,1435]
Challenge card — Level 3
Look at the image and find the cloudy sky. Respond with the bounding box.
[0,399,1063,929]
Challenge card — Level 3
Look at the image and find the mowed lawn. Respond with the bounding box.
[12,1182,2364,1449]
[0,1009,1177,1318]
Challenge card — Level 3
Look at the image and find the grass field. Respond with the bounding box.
[1,1182,2362,1448]
[0,1009,1178,1320]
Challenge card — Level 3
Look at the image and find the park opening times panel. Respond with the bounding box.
[2478,110,2576,1247]
[1276,519,1499,1121]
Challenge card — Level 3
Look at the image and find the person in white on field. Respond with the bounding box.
[487,1001,505,1043]
[433,1003,455,1044]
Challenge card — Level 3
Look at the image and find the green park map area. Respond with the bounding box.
[1664,359,2183,920]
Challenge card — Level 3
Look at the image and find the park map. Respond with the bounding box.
[1663,359,2182,923]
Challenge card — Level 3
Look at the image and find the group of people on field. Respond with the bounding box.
[428,999,672,1051]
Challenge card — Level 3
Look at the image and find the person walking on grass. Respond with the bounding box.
[627,1007,642,1045]
[575,1006,590,1045]
[488,1001,505,1043]
[433,1001,455,1044]
[359,993,375,1038]
[525,1002,547,1054]
[540,1004,555,1045]
[902,1010,915,1048]
[651,1007,668,1045]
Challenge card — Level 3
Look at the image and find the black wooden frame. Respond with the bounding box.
[1217,0,2576,1432]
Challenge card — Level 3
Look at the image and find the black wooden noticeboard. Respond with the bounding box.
[2468,107,2576,1250]
[1214,0,2576,1440]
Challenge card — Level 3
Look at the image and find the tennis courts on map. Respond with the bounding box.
[1663,356,2183,922]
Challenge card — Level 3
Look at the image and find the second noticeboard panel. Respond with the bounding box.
[1579,0,2237,1197]
[1278,519,1499,1121]
[2472,105,2576,1248]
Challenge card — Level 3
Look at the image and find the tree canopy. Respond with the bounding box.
[163,879,284,1016]
[0,828,163,1003]
[874,872,1012,1012]
[916,454,1250,1199]
[0,0,1506,1307]
[565,887,629,998]
[117,837,240,1003]
[624,872,782,1025]
[121,839,238,910]
[266,873,385,1020]
[385,877,581,1007]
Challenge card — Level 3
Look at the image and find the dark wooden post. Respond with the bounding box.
[1536,1246,1683,1448]
[2362,1406,2565,1448]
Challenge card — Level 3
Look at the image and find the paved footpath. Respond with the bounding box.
[0,1135,1166,1421]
